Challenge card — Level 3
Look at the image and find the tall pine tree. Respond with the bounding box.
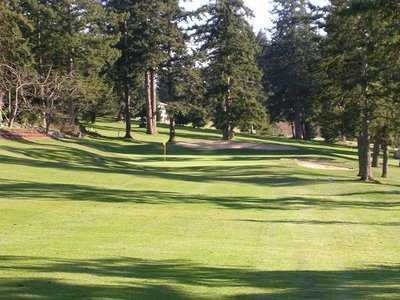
[107,0,185,137]
[263,0,321,140]
[195,0,266,140]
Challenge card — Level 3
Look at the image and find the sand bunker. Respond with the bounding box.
[177,140,296,151]
[295,159,352,171]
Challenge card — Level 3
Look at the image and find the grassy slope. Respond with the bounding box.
[0,121,399,300]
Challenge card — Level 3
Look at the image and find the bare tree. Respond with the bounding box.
[35,68,67,133]
[0,63,35,128]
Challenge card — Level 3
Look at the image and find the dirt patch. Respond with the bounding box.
[0,129,48,140]
[295,159,352,171]
[177,141,296,151]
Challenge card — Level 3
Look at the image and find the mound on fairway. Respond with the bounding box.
[295,159,353,171]
[178,140,296,151]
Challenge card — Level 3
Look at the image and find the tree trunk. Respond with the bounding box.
[150,68,157,134]
[357,136,363,176]
[123,85,132,139]
[68,56,76,125]
[0,91,4,124]
[371,137,380,168]
[222,123,234,140]
[90,110,96,124]
[8,89,18,128]
[293,110,303,140]
[381,142,388,178]
[359,56,373,181]
[222,103,234,140]
[221,75,234,140]
[44,112,52,134]
[121,17,130,137]
[290,122,295,138]
[168,116,176,143]
[117,101,125,121]
[67,94,76,125]
[145,71,154,135]
[8,90,12,116]
[359,117,373,181]
[303,121,314,141]
[139,116,146,128]
[302,122,307,140]
[45,118,50,134]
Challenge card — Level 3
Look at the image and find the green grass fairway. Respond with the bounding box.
[1,121,400,300]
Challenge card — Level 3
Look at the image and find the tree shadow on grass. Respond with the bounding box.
[0,129,361,170]
[0,144,357,188]
[0,180,399,211]
[337,190,400,197]
[67,137,165,156]
[0,256,399,299]
[0,279,197,300]
[237,134,360,161]
[0,157,334,188]
[1,120,358,162]
[235,219,400,227]
[54,128,352,160]
[0,139,314,165]
[67,135,306,157]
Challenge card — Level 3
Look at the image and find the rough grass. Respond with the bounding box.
[1,120,400,300]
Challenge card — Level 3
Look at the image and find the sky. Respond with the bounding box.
[181,0,329,33]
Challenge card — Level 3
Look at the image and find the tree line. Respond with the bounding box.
[0,0,399,181]
[261,0,400,181]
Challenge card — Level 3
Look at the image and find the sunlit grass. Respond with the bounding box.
[0,120,399,299]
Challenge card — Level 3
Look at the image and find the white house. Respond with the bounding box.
[158,102,169,124]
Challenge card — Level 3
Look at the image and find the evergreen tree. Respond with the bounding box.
[106,0,185,137]
[20,0,117,131]
[0,0,32,65]
[195,0,266,140]
[263,0,321,140]
[159,54,206,143]
[322,0,400,181]
[324,0,373,181]
[362,0,400,177]
[0,1,34,127]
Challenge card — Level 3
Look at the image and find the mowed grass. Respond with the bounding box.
[1,120,400,300]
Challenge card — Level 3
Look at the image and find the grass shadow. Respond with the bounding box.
[0,256,399,299]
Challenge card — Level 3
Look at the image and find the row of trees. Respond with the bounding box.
[0,0,117,134]
[0,0,265,142]
[109,0,266,140]
[0,0,399,181]
[259,0,400,181]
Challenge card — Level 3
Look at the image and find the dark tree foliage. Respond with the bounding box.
[263,0,322,140]
[322,0,400,180]
[106,0,186,137]
[159,53,206,143]
[195,0,267,140]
